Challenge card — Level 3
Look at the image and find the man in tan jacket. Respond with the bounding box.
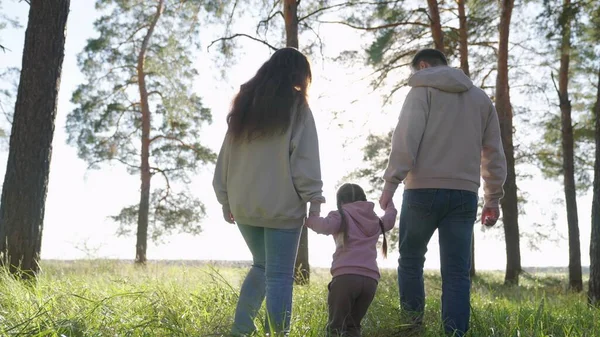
[379,49,507,336]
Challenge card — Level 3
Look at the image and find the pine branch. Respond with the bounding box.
[383,81,408,106]
[207,34,278,52]
[150,166,172,204]
[551,72,567,106]
[317,20,429,30]
[221,0,240,38]
[298,1,402,22]
[300,21,325,63]
[256,11,284,34]
[480,67,496,90]
[115,24,151,50]
[87,157,140,171]
[147,90,165,101]
[149,134,205,156]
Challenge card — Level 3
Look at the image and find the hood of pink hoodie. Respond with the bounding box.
[342,201,381,237]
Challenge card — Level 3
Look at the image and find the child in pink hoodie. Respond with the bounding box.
[305,183,397,337]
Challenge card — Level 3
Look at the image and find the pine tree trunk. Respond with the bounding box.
[284,0,299,49]
[458,0,474,277]
[0,0,69,277]
[458,0,470,78]
[135,0,164,265]
[557,0,583,292]
[496,0,521,285]
[589,67,600,306]
[284,0,309,284]
[426,0,444,52]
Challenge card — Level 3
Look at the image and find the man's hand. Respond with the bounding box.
[481,207,500,227]
[224,212,235,224]
[379,190,394,210]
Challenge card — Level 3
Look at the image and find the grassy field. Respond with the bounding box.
[0,260,599,337]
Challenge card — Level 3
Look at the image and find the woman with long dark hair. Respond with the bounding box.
[213,48,324,336]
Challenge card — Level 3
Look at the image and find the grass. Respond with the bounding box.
[0,261,598,336]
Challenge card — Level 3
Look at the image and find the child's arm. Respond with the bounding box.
[381,200,398,231]
[305,211,342,235]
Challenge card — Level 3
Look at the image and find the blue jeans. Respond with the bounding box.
[397,189,477,336]
[232,224,302,336]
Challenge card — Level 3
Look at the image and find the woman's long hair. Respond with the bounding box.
[226,47,312,141]
[336,183,388,258]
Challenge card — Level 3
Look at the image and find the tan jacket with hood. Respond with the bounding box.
[383,66,507,208]
[213,102,325,229]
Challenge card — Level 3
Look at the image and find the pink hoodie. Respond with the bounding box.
[305,201,397,281]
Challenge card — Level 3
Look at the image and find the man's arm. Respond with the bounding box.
[481,103,507,209]
[382,87,429,193]
[381,201,398,231]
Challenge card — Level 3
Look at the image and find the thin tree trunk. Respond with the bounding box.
[427,0,444,52]
[284,0,299,49]
[496,0,521,285]
[0,0,69,277]
[284,0,310,284]
[458,0,474,277]
[557,0,583,292]
[589,67,600,306]
[458,0,470,77]
[135,0,164,265]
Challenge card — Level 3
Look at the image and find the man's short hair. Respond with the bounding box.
[411,49,448,69]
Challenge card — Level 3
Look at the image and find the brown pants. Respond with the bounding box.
[327,274,378,337]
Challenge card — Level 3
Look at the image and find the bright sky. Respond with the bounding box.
[0,1,594,271]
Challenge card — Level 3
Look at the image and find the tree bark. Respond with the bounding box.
[458,0,474,277]
[557,0,583,292]
[0,0,70,277]
[458,0,470,78]
[135,0,164,264]
[284,0,309,284]
[496,0,521,285]
[284,0,299,49]
[427,0,444,52]
[589,67,600,306]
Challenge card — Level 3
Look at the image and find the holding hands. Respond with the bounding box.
[223,208,235,224]
[379,189,394,210]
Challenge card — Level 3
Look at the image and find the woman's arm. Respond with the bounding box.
[290,106,326,210]
[212,136,233,223]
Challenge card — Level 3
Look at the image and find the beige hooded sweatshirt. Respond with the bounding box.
[383,66,507,208]
[213,102,325,229]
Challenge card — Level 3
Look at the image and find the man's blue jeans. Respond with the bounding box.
[398,189,478,336]
[232,224,302,336]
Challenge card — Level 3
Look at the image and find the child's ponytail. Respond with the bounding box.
[337,199,349,246]
[378,219,388,258]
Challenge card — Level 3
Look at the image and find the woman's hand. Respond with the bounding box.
[223,211,235,224]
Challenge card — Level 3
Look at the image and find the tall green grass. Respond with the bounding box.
[0,261,598,336]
